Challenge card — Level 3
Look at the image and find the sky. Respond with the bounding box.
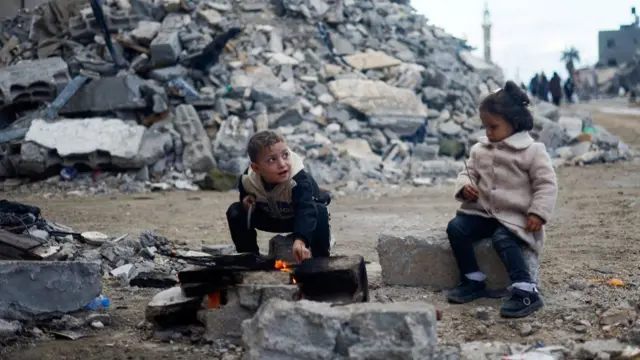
[414,1,638,83]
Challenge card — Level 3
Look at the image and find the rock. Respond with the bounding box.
[58,75,147,114]
[0,319,22,338]
[146,286,203,326]
[533,102,560,122]
[173,105,216,172]
[376,228,540,290]
[0,261,101,321]
[342,51,402,70]
[25,118,146,160]
[599,308,637,326]
[328,79,428,131]
[439,121,462,136]
[558,116,584,140]
[242,299,437,360]
[131,20,161,43]
[334,139,381,163]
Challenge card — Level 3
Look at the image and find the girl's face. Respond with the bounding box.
[480,111,514,142]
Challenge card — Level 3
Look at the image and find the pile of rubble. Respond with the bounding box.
[0,0,632,195]
[0,0,486,191]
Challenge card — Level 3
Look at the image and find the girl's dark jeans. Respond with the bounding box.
[446,213,532,284]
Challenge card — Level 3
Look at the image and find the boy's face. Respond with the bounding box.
[250,141,292,184]
[480,111,514,143]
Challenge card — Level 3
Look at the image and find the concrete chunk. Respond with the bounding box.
[174,105,216,172]
[151,31,182,66]
[242,299,437,360]
[59,75,147,114]
[0,261,101,321]
[25,118,146,159]
[376,228,540,290]
[343,51,402,70]
[0,57,70,107]
[328,79,427,136]
[131,20,162,44]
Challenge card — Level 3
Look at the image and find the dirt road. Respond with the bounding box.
[3,102,640,359]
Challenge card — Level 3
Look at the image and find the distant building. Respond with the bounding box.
[598,7,640,67]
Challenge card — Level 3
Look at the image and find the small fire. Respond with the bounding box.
[207,291,221,309]
[274,260,293,273]
[275,260,297,284]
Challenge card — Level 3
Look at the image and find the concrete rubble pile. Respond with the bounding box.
[0,0,631,193]
[0,0,493,192]
[0,198,241,341]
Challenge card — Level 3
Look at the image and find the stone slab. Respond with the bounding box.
[343,51,402,70]
[0,261,101,321]
[59,75,147,114]
[328,78,428,122]
[376,227,540,290]
[0,57,70,107]
[25,118,146,159]
[151,31,182,66]
[242,299,437,360]
[174,104,216,172]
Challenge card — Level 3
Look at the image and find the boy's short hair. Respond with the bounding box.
[247,130,286,162]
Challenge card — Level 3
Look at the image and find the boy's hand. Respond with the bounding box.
[292,239,311,263]
[462,184,479,201]
[242,195,256,212]
[525,214,544,232]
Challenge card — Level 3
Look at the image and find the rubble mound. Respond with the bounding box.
[0,0,631,192]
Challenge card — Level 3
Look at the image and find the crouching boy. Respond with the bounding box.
[226,130,332,262]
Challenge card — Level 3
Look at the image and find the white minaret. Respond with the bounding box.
[483,1,492,63]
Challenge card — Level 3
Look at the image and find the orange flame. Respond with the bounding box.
[207,291,221,308]
[275,260,297,284]
[275,260,293,273]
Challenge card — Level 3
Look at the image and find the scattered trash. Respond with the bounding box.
[85,295,111,311]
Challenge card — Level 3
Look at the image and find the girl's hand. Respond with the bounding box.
[525,214,544,232]
[292,239,311,263]
[462,184,479,201]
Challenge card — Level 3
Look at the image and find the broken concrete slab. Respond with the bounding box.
[0,261,101,321]
[343,51,402,70]
[131,20,162,44]
[25,118,146,159]
[558,116,584,140]
[328,79,428,135]
[0,57,71,107]
[242,299,438,360]
[146,286,203,326]
[376,227,540,290]
[174,104,216,172]
[59,75,147,114]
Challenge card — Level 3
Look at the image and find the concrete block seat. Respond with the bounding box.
[376,227,540,290]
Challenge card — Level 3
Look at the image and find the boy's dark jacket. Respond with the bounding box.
[237,150,328,246]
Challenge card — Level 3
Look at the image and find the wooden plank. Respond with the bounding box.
[0,229,43,251]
